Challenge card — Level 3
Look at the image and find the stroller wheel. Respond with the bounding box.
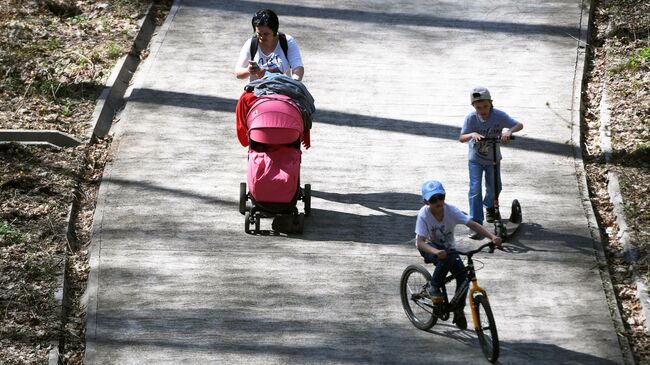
[239,182,247,215]
[244,211,252,234]
[295,213,305,234]
[303,184,311,216]
[254,212,261,233]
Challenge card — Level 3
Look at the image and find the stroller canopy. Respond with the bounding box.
[247,94,304,145]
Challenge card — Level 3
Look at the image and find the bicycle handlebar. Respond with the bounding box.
[448,242,495,257]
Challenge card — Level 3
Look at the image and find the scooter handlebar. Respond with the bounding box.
[482,135,516,143]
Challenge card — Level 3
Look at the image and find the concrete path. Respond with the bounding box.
[85,1,629,364]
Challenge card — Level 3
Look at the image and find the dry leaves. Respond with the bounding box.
[0,1,165,364]
[583,0,650,363]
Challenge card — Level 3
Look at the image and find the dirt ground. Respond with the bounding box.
[0,1,170,363]
[581,0,650,362]
[0,0,648,364]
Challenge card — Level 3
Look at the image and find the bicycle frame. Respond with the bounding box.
[400,242,499,362]
[442,243,493,329]
[467,257,489,332]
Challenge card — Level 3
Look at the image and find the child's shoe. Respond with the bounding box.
[426,283,443,304]
[485,208,496,223]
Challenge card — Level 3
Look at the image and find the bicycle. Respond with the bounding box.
[400,242,500,363]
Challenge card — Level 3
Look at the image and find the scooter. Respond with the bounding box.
[484,135,522,241]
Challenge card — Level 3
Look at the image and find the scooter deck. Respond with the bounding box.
[502,220,521,237]
[493,199,522,240]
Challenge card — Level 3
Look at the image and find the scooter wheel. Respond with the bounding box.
[496,224,507,240]
[510,199,522,224]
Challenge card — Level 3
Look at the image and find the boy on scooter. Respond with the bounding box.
[459,87,523,239]
[415,179,502,329]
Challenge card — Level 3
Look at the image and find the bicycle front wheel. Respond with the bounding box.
[400,265,437,330]
[474,294,499,363]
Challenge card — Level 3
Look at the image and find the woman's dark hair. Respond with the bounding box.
[252,9,279,35]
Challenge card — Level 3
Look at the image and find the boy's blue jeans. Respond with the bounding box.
[468,161,501,225]
[419,242,468,309]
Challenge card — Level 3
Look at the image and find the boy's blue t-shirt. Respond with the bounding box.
[461,108,518,165]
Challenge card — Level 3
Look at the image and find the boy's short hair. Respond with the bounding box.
[252,9,280,35]
[470,86,492,104]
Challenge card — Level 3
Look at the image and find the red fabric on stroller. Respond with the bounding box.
[236,91,311,149]
[246,94,304,144]
[247,147,301,203]
[245,94,304,204]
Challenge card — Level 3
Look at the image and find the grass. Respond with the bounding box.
[626,45,650,70]
[105,41,123,59]
[0,220,27,246]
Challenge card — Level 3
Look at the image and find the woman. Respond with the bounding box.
[235,9,304,81]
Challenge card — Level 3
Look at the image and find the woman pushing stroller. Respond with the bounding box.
[234,9,313,234]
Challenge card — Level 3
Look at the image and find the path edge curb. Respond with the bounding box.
[47,2,159,364]
[81,1,182,363]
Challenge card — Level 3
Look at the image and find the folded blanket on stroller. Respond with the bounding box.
[245,73,315,130]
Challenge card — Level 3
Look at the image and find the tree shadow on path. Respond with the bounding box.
[129,88,574,158]
[189,0,580,39]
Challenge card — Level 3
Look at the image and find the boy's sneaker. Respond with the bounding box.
[425,283,444,304]
[452,310,467,330]
[467,229,481,240]
[486,208,496,223]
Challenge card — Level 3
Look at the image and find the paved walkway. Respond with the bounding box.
[85,1,629,364]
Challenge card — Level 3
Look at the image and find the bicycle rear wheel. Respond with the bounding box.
[474,294,499,363]
[400,265,437,330]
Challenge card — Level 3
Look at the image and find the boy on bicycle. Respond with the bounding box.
[415,179,502,329]
[459,87,523,239]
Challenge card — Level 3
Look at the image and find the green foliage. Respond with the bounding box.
[105,41,122,59]
[33,78,61,97]
[99,15,109,29]
[0,220,26,246]
[65,15,90,26]
[626,46,650,71]
[58,98,73,117]
[46,36,59,50]
[1,75,22,94]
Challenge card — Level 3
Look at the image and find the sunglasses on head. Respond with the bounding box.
[428,194,446,204]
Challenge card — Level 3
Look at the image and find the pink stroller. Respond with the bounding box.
[239,94,311,234]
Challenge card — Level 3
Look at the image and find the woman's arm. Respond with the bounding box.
[235,64,261,80]
[235,40,257,79]
[292,66,304,81]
